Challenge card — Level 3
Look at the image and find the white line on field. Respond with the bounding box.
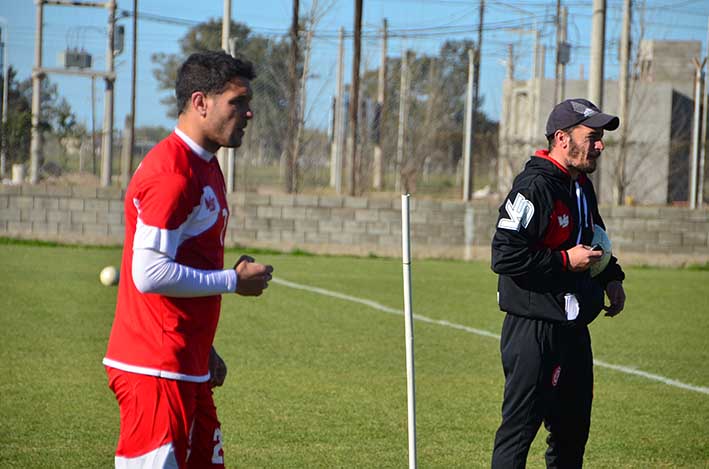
[272,277,709,396]
[592,360,709,395]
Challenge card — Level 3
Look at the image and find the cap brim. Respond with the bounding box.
[583,113,619,131]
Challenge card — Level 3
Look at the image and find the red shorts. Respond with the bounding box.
[106,367,225,468]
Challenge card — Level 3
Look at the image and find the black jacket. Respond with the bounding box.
[491,151,625,324]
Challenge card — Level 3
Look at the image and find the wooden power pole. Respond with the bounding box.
[285,0,300,193]
[617,0,632,205]
[372,18,387,191]
[467,0,485,200]
[330,28,345,193]
[348,0,363,196]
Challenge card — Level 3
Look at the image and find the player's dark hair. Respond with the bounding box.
[175,50,256,115]
[547,124,579,150]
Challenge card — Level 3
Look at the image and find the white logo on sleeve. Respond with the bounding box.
[558,214,569,228]
[498,193,535,231]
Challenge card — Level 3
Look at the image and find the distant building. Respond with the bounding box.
[498,40,701,205]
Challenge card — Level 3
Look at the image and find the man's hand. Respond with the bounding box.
[209,347,227,387]
[603,280,626,317]
[566,244,604,272]
[234,255,274,296]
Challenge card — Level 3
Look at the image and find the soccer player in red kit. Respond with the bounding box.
[103,51,273,468]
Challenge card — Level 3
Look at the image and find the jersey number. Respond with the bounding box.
[219,208,229,246]
[212,428,224,464]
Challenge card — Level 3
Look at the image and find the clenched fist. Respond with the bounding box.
[233,255,274,296]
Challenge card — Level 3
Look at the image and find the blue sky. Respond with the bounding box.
[1,0,708,132]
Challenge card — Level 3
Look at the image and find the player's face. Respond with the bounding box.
[565,125,604,174]
[205,77,253,150]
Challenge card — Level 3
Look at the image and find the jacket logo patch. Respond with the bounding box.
[552,365,561,387]
[558,214,569,228]
[498,193,535,231]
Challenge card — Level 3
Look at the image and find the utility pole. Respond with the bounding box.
[554,0,561,103]
[293,4,316,194]
[330,27,345,194]
[699,17,709,209]
[690,57,705,210]
[372,18,387,191]
[473,0,484,118]
[588,0,606,108]
[285,0,300,193]
[527,27,541,160]
[226,38,237,192]
[120,0,137,188]
[0,19,8,179]
[617,0,632,205]
[395,50,409,193]
[423,59,438,183]
[91,75,97,174]
[222,0,231,51]
[467,0,484,198]
[100,0,116,187]
[588,0,606,193]
[507,43,514,81]
[560,7,567,100]
[554,3,568,103]
[348,0,363,196]
[463,48,475,201]
[499,43,513,192]
[30,0,45,184]
[218,0,230,184]
[120,114,131,187]
[120,116,131,188]
[129,0,137,172]
[120,0,138,189]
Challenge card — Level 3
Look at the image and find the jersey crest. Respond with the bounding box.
[542,199,574,249]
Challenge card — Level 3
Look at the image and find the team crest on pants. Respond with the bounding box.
[552,365,561,387]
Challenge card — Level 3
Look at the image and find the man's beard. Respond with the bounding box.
[567,139,597,174]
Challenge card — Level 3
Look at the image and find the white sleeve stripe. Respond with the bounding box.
[132,248,236,297]
[134,218,183,259]
[132,185,221,259]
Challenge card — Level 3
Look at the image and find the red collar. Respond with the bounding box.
[534,149,570,176]
[534,149,588,183]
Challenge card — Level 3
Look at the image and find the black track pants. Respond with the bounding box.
[491,314,594,469]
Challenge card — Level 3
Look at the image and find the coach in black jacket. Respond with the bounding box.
[490,98,626,469]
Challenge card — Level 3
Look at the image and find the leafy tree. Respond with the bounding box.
[361,39,498,192]
[1,66,82,168]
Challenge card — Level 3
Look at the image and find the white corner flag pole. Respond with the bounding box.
[401,194,418,469]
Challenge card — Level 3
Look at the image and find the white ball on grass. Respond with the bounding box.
[589,225,612,278]
[99,266,119,286]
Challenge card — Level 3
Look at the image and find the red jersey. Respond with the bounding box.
[104,131,230,382]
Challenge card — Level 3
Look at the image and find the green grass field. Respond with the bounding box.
[1,242,708,468]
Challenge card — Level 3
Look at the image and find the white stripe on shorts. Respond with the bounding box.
[115,442,178,469]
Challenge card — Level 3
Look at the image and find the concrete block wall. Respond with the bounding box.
[0,184,126,244]
[224,193,499,259]
[1,184,708,266]
[603,205,709,264]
